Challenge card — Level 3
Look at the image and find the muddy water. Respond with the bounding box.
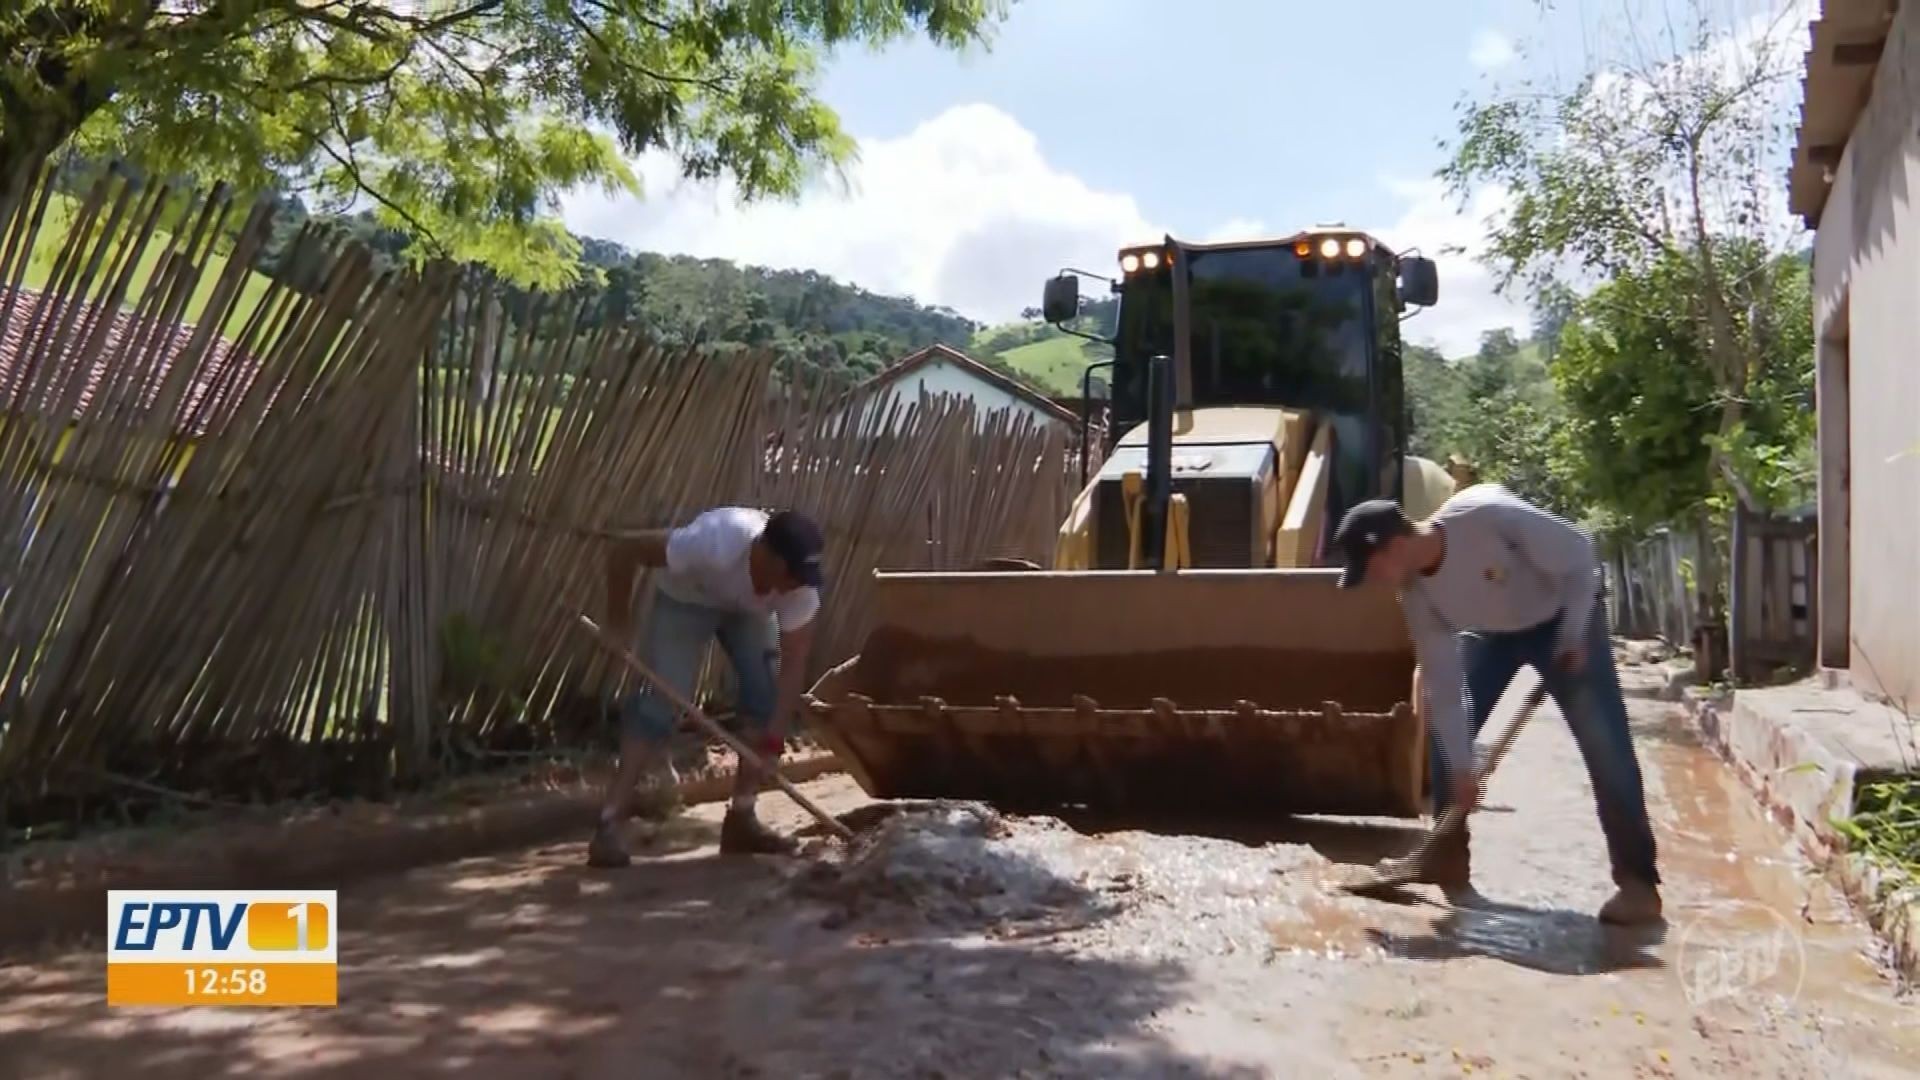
[789,681,1920,1076]
[3,668,1917,1078]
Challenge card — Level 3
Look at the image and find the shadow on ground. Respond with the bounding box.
[1361,887,1668,977]
[0,812,1260,1079]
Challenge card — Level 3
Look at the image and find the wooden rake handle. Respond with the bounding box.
[576,614,855,842]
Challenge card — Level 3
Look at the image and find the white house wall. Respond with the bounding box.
[1812,1,1920,704]
[841,358,1069,435]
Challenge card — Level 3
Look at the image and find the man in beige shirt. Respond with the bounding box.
[1334,485,1662,925]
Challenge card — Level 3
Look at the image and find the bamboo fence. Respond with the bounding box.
[0,160,1074,814]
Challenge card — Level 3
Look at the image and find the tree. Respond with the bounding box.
[1440,0,1812,618]
[1553,244,1812,526]
[1552,254,1720,532]
[1419,332,1577,516]
[1531,282,1577,361]
[1404,343,1466,459]
[1458,387,1583,519]
[1,1,1005,287]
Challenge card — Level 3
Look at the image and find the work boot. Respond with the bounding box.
[587,820,632,869]
[1374,824,1471,890]
[1598,878,1664,925]
[720,807,798,856]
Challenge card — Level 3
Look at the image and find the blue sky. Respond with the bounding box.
[816,0,1543,241]
[560,0,1810,356]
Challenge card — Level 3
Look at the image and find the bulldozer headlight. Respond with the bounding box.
[1140,250,1161,270]
[1120,253,1141,274]
[1319,237,1342,259]
[1344,238,1367,258]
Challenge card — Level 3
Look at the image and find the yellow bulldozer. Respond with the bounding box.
[805,229,1458,817]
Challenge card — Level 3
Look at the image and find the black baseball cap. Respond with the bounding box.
[1331,499,1411,589]
[762,510,825,588]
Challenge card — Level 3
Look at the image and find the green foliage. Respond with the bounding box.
[3,1,1007,286]
[1403,344,1468,459]
[1551,255,1719,530]
[1552,247,1813,535]
[571,240,982,380]
[1703,251,1817,511]
[1834,778,1920,885]
[1404,330,1582,518]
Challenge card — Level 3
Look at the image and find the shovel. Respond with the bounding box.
[576,614,855,842]
[1334,676,1550,896]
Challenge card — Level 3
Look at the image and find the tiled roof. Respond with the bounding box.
[0,287,263,437]
[1788,1,1896,225]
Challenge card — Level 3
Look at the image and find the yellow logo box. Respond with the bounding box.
[106,890,337,1007]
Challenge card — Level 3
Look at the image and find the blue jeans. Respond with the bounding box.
[1428,600,1661,886]
[618,590,779,746]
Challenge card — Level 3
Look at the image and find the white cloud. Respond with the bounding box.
[1470,29,1518,71]
[1375,175,1531,357]
[560,104,1165,323]
[560,104,1532,355]
[1201,217,1270,242]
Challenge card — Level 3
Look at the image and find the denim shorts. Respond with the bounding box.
[618,589,780,745]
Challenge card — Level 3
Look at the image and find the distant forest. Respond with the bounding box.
[250,201,1017,389]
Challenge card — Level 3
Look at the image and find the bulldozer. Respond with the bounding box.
[805,229,1458,817]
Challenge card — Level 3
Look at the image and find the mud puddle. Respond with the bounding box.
[1643,727,1917,1025]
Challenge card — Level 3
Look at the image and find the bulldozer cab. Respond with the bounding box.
[1096,232,1433,559]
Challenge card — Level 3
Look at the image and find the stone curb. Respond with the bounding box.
[1682,689,1919,988]
[0,751,842,958]
[1618,658,1699,703]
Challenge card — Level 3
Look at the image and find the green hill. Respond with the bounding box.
[971,321,1110,396]
[19,193,278,336]
[20,173,984,386]
[991,334,1097,395]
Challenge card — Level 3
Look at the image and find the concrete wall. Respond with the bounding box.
[839,357,1069,436]
[1811,2,1920,704]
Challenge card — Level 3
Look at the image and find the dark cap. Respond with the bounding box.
[761,510,824,588]
[1331,499,1411,589]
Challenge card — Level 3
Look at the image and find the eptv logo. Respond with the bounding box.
[107,890,337,1007]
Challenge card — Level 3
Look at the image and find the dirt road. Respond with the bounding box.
[4,668,1916,1078]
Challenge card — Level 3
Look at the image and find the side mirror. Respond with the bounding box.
[1397,257,1438,308]
[1041,273,1080,325]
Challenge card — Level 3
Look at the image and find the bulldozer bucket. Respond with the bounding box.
[804,568,1427,817]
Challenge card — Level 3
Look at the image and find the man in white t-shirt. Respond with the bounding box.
[589,507,824,865]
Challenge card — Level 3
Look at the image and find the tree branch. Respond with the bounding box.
[300,93,449,260]
[564,9,738,93]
